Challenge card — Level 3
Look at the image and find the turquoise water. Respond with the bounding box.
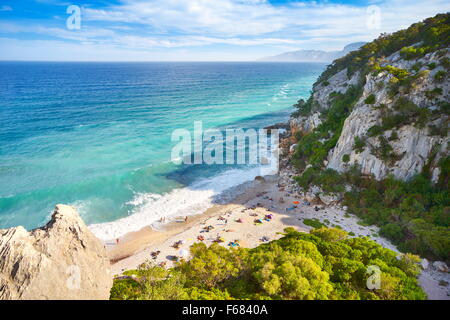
[0,62,324,238]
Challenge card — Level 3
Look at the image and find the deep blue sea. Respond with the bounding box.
[0,62,325,239]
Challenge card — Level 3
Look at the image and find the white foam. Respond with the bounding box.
[89,161,278,241]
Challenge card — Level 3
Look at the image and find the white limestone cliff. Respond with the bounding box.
[0,204,112,300]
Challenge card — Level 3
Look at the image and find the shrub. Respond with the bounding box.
[295,168,346,193]
[110,227,428,300]
[425,87,443,100]
[434,70,446,83]
[342,154,350,163]
[367,125,384,137]
[303,219,326,229]
[388,131,399,141]
[440,56,450,70]
[400,46,429,60]
[411,62,423,72]
[427,62,437,70]
[353,136,366,153]
[364,94,376,104]
[343,171,450,261]
[292,85,363,171]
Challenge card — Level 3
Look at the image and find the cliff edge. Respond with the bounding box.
[0,204,112,300]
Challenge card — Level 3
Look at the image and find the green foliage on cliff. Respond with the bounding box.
[294,162,449,262]
[344,172,450,262]
[292,84,363,171]
[316,13,450,84]
[364,94,376,105]
[110,228,426,300]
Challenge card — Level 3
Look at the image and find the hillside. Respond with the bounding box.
[289,13,449,262]
[259,42,366,62]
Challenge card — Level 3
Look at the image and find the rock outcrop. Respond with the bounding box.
[0,205,112,300]
[290,45,449,182]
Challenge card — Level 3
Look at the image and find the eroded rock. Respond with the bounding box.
[0,205,112,300]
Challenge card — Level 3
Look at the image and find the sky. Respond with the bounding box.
[0,0,449,61]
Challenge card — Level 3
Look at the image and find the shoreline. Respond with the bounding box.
[106,152,450,300]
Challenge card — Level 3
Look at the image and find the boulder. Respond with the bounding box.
[432,261,449,273]
[0,205,112,300]
[420,259,429,270]
[318,193,343,205]
[254,176,266,183]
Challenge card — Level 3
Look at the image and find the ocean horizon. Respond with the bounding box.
[0,61,325,239]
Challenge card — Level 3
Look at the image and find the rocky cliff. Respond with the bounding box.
[290,14,449,183]
[0,205,112,300]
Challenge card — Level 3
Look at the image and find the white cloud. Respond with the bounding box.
[1,0,449,60]
[80,0,450,48]
[0,5,13,12]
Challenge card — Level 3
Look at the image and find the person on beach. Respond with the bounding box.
[185,216,188,222]
[116,238,119,245]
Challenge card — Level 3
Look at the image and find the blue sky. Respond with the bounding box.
[0,0,449,61]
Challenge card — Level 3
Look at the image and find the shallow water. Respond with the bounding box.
[0,61,325,238]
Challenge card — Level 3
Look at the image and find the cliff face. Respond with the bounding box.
[0,205,112,300]
[290,45,449,182]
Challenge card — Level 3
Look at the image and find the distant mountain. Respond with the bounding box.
[258,42,366,62]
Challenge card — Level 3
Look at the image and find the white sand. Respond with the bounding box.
[107,166,449,300]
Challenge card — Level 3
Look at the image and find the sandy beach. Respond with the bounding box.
[105,162,450,300]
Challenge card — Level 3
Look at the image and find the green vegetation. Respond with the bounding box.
[342,154,350,163]
[353,136,366,153]
[428,122,448,137]
[411,62,423,72]
[316,14,450,84]
[425,87,443,100]
[367,97,430,142]
[434,70,447,83]
[294,165,450,262]
[291,96,318,118]
[369,136,404,165]
[388,131,399,141]
[111,228,426,300]
[295,167,346,193]
[427,62,437,70]
[302,218,326,229]
[440,56,450,70]
[292,84,363,171]
[364,94,376,105]
[400,46,429,60]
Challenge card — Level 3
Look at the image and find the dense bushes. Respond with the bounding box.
[295,167,346,193]
[364,94,376,105]
[293,162,449,262]
[291,96,315,118]
[343,171,450,262]
[366,97,430,143]
[110,228,426,300]
[317,13,450,84]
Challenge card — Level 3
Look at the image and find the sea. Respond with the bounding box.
[0,61,325,240]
